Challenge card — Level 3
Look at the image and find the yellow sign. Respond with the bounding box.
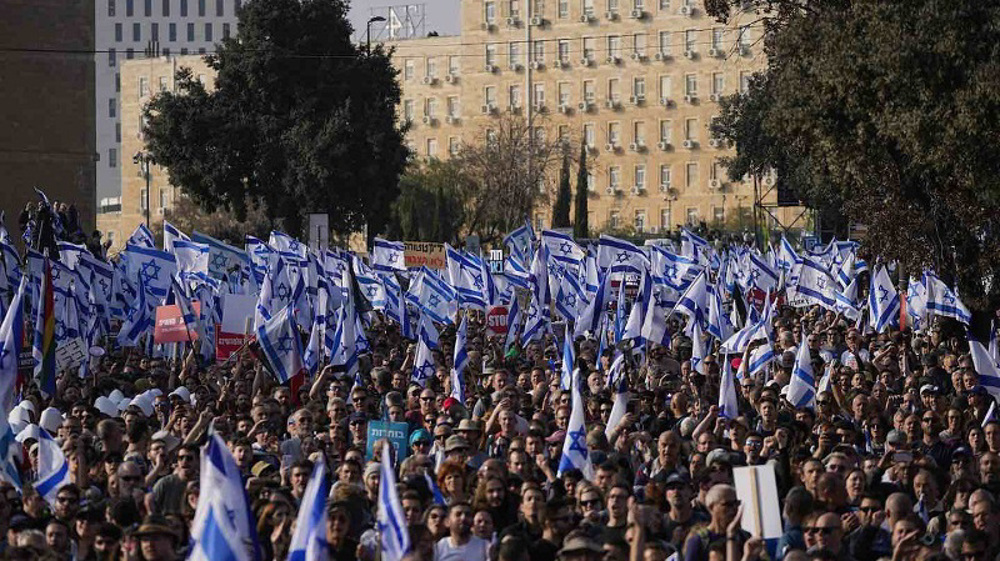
[404,241,446,270]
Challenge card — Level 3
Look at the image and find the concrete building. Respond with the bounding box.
[391,0,799,234]
[0,0,96,235]
[94,0,239,202]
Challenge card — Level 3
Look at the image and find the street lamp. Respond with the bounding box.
[366,16,386,54]
[133,151,154,227]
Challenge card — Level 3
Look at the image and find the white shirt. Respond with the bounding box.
[434,535,490,561]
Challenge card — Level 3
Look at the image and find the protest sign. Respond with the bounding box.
[365,420,410,465]
[733,464,783,555]
[404,242,446,270]
[153,302,201,343]
[486,306,509,336]
[55,337,87,373]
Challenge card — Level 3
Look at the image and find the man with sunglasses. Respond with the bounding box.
[845,494,892,561]
[149,443,199,516]
[803,513,852,561]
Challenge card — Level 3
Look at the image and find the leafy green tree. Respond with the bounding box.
[391,159,467,243]
[551,151,572,228]
[710,0,1000,319]
[143,0,408,239]
[573,141,590,239]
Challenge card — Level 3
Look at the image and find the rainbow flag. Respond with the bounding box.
[32,257,56,397]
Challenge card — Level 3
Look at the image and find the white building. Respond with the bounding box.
[95,0,240,200]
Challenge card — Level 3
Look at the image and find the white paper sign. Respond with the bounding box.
[55,337,87,373]
[733,464,783,540]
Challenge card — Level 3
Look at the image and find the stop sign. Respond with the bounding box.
[486,306,509,336]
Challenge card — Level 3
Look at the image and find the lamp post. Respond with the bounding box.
[366,16,386,54]
[133,151,154,227]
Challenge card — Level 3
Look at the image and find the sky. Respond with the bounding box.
[346,0,461,42]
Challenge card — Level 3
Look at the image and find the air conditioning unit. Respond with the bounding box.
[630,186,642,195]
[679,5,693,16]
[605,143,618,152]
[606,55,621,65]
[606,186,620,195]
[422,76,437,85]
[481,104,497,114]
[580,13,594,22]
[654,52,669,61]
[484,64,498,73]
[763,174,776,186]
[684,94,697,104]
[630,9,644,19]
[684,50,696,60]
[647,225,659,233]
[605,10,618,20]
[682,139,696,149]
[556,59,569,68]
[579,57,593,66]
[660,97,674,107]
[578,101,593,112]
[558,104,571,114]
[509,62,523,71]
[445,115,457,124]
[657,141,672,151]
[533,103,547,113]
[530,60,543,70]
[709,179,722,190]
[480,22,495,31]
[628,95,638,104]
[604,99,619,109]
[630,52,646,61]
[709,138,722,148]
[444,74,456,83]
[708,48,722,58]
[709,93,722,102]
[156,207,165,215]
[421,116,435,125]
[506,16,520,27]
[739,45,751,56]
[530,15,543,26]
[659,183,672,193]
[629,142,645,152]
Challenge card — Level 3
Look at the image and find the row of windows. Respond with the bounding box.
[113,21,230,43]
[138,186,176,211]
[108,0,239,18]
[595,205,741,234]
[107,45,206,66]
[479,30,752,68]
[483,0,706,22]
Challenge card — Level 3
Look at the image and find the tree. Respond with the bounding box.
[143,0,409,240]
[454,114,565,243]
[573,140,590,239]
[390,159,467,244]
[150,193,272,246]
[551,151,572,228]
[709,0,1000,319]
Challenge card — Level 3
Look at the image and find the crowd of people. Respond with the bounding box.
[2,285,998,561]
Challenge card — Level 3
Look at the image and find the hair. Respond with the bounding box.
[472,474,507,511]
[437,459,468,495]
[704,484,736,509]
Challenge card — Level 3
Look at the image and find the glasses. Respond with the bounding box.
[413,441,431,448]
[580,499,601,508]
[121,475,141,482]
[177,455,196,463]
[859,507,880,514]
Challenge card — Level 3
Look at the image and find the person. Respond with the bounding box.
[434,502,490,561]
[133,515,179,561]
[683,484,747,561]
[777,487,814,561]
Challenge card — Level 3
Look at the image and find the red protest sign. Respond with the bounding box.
[486,306,509,336]
[215,329,248,362]
[153,302,201,343]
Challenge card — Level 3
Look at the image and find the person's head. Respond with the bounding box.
[606,482,630,521]
[54,483,81,520]
[705,484,740,527]
[45,518,71,552]
[447,501,474,538]
[520,484,545,522]
[135,516,179,561]
[806,512,844,554]
[175,444,199,480]
[497,536,530,561]
[578,486,604,522]
[95,522,124,556]
[857,494,883,527]
[970,493,996,533]
[543,498,573,540]
[473,509,494,540]
[783,486,814,525]
[325,502,350,544]
[961,529,990,561]
[890,515,925,549]
[290,459,314,497]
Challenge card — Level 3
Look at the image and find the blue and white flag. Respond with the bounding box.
[542,230,585,273]
[598,235,648,275]
[680,228,709,263]
[192,231,249,284]
[557,355,594,479]
[777,235,800,274]
[0,276,26,490]
[747,252,779,293]
[163,220,190,253]
[254,256,291,331]
[573,273,610,339]
[790,257,837,310]
[287,459,329,561]
[411,316,437,387]
[127,223,155,249]
[560,323,575,390]
[640,285,673,348]
[373,238,406,273]
[424,472,446,505]
[35,428,70,507]
[173,239,210,276]
[675,272,709,336]
[718,352,739,419]
[504,220,534,263]
[302,311,323,378]
[451,315,469,401]
[604,353,628,440]
[125,244,177,299]
[503,296,521,350]
[969,336,1000,400]
[868,265,900,333]
[787,329,817,409]
[256,305,304,384]
[446,245,488,311]
[924,272,971,325]
[623,270,651,344]
[377,444,411,561]
[690,319,707,375]
[189,433,260,561]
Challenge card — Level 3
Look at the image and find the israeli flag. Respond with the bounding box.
[777,235,800,274]
[0,277,27,490]
[377,444,411,561]
[746,341,776,379]
[127,223,155,249]
[718,352,739,419]
[573,273,609,339]
[257,305,304,384]
[189,433,260,561]
[173,240,210,276]
[787,329,817,409]
[790,257,837,310]
[924,272,971,325]
[411,316,437,387]
[542,230,585,273]
[969,335,1000,400]
[452,316,469,401]
[288,459,329,561]
[557,356,594,479]
[373,238,406,273]
[117,276,151,347]
[446,245,487,311]
[503,296,521,350]
[302,311,323,377]
[622,269,650,344]
[35,428,70,507]
[560,323,575,390]
[690,319,708,375]
[640,285,672,348]
[868,265,900,333]
[680,228,709,263]
[192,231,249,284]
[598,235,649,275]
[676,272,709,336]
[604,353,628,440]
[424,472,446,505]
[125,244,178,299]
[162,220,190,252]
[504,221,535,263]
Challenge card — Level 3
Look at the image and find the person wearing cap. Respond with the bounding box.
[664,473,707,551]
[455,420,488,469]
[556,529,603,561]
[95,522,124,559]
[410,428,433,457]
[348,412,368,448]
[133,515,179,561]
[434,501,490,561]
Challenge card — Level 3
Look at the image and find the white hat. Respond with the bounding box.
[148,388,163,398]
[39,407,62,434]
[15,424,40,444]
[117,397,132,414]
[169,386,191,404]
[94,396,118,418]
[151,430,181,453]
[109,389,125,403]
[8,407,31,434]
[17,400,36,420]
[132,394,154,417]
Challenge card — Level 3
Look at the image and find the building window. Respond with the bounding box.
[713,73,724,95]
[115,24,123,42]
[558,39,570,63]
[169,23,177,42]
[633,77,646,100]
[115,122,121,142]
[447,96,459,117]
[608,78,620,102]
[659,120,672,143]
[533,83,545,107]
[427,138,438,158]
[160,188,170,209]
[659,0,669,9]
[587,172,596,192]
[533,0,546,17]
[403,100,414,121]
[739,26,752,49]
[133,23,141,42]
[151,23,159,41]
[126,48,134,59]
[126,0,133,16]
[635,165,646,190]
[583,80,595,102]
[740,72,751,93]
[108,98,116,118]
[216,0,224,16]
[583,37,596,61]
[198,0,206,16]
[713,207,725,223]
[558,82,570,105]
[633,121,646,144]
[509,85,521,109]
[608,0,620,11]
[660,164,671,189]
[635,209,646,232]
[507,0,519,17]
[609,210,620,229]
[181,47,188,55]
[685,74,698,96]
[449,137,460,156]
[187,23,195,41]
[583,0,595,16]
[163,0,170,16]
[485,0,496,23]
[404,59,415,80]
[686,162,698,187]
[223,23,231,39]
[235,0,242,11]
[607,122,620,145]
[205,23,213,42]
[158,76,168,91]
[426,58,437,78]
[108,0,116,17]
[659,76,672,100]
[685,30,697,52]
[115,72,120,91]
[426,98,438,118]
[686,207,698,225]
[609,167,621,190]
[140,188,148,211]
[485,86,498,107]
[109,148,117,168]
[508,43,521,67]
[712,28,725,50]
[139,77,149,98]
[584,123,595,147]
[607,35,622,59]
[180,0,187,16]
[162,48,170,56]
[660,208,670,230]
[684,118,697,141]
[144,0,152,16]
[658,31,670,55]
[485,44,497,66]
[634,33,647,55]
[558,125,570,144]
[533,40,545,63]
[559,0,569,18]
[448,56,459,75]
